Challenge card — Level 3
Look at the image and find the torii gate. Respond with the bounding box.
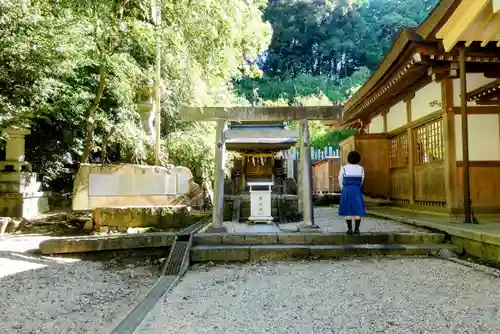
[180,106,343,232]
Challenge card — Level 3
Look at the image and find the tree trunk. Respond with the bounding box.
[80,64,106,164]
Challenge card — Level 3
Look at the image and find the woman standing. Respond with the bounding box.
[338,151,366,234]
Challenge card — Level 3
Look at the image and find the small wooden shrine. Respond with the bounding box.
[225,121,299,222]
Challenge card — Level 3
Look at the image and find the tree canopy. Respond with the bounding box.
[0,0,438,192]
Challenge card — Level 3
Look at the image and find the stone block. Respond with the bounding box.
[221,233,278,245]
[190,246,250,262]
[481,243,500,263]
[194,233,223,245]
[309,246,346,258]
[392,233,445,244]
[39,232,176,254]
[0,192,49,219]
[92,206,190,229]
[453,236,483,259]
[277,233,308,245]
[249,245,309,261]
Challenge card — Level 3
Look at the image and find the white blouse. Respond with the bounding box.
[338,164,364,190]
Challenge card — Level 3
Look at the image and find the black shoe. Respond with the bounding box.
[346,220,353,235]
[354,219,361,234]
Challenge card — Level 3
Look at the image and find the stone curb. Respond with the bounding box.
[367,210,500,248]
[39,232,176,254]
[190,244,458,262]
[194,232,445,246]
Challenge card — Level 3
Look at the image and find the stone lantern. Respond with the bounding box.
[0,127,49,218]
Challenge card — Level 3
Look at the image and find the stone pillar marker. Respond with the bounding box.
[208,119,227,232]
[299,119,317,229]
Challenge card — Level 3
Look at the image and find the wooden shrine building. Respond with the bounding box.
[340,0,500,220]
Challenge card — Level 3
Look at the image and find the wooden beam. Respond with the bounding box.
[466,79,500,101]
[440,0,489,52]
[475,96,500,105]
[180,106,342,121]
[436,0,472,39]
[465,4,495,47]
[480,14,500,47]
[453,106,500,114]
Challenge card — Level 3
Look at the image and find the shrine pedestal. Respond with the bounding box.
[247,182,274,224]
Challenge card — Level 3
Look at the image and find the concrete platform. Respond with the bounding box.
[367,207,500,265]
[190,244,459,262]
[38,232,176,254]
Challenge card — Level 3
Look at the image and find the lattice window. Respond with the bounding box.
[390,132,408,168]
[414,118,444,165]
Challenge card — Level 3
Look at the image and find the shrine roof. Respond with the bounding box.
[342,0,459,124]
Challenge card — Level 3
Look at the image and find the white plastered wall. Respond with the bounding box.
[386,100,407,132]
[411,81,442,121]
[368,114,385,133]
[455,114,500,161]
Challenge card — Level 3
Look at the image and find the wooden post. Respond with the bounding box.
[459,47,472,223]
[300,119,316,227]
[442,79,458,214]
[407,97,415,205]
[383,110,388,133]
[210,119,227,231]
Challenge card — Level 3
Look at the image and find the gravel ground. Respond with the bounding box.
[280,207,427,233]
[142,258,500,334]
[0,250,158,334]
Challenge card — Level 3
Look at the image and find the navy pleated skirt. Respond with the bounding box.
[338,176,366,217]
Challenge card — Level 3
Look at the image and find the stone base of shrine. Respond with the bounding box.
[223,194,300,223]
[0,192,50,219]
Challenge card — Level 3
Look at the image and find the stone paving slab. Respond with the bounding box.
[279,207,428,233]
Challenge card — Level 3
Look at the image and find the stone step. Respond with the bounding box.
[194,232,445,246]
[39,232,176,254]
[191,244,458,262]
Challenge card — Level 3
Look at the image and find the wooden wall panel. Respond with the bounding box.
[414,162,446,202]
[328,160,341,193]
[456,162,500,212]
[312,159,341,193]
[390,168,410,200]
[341,134,390,198]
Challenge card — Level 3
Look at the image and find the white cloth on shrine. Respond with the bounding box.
[338,164,364,190]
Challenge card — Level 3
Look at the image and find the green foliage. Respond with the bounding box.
[233,0,437,150]
[1,0,270,192]
[0,0,439,193]
[234,67,371,105]
[310,126,358,149]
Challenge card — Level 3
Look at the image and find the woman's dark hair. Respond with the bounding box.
[347,151,361,165]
